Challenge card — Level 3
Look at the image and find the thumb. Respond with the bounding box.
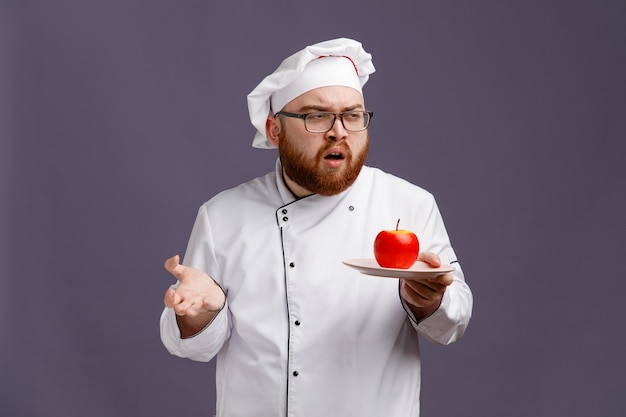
[418,251,441,268]
[164,255,186,280]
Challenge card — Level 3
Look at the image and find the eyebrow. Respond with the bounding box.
[296,104,364,113]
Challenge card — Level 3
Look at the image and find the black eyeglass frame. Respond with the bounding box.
[274,110,374,133]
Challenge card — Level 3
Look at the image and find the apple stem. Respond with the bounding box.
[396,218,400,231]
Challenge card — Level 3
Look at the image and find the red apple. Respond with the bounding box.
[373,219,419,269]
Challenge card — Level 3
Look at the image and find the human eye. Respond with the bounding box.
[344,111,364,120]
[307,112,333,121]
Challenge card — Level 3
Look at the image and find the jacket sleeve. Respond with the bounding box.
[159,205,232,361]
[413,268,473,345]
[407,195,473,345]
[159,301,231,362]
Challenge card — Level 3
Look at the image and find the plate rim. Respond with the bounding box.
[342,258,455,279]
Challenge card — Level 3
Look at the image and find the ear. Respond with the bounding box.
[266,116,281,147]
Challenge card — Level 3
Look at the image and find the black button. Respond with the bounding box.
[292,371,299,376]
[283,216,288,222]
[295,320,301,326]
[282,209,288,214]
[348,205,355,211]
[289,262,295,268]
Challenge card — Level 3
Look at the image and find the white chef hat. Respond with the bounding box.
[247,38,376,149]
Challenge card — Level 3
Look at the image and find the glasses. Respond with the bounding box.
[275,110,373,133]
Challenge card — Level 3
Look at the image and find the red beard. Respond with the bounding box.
[278,130,369,196]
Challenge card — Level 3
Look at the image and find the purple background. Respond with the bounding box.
[2,1,625,416]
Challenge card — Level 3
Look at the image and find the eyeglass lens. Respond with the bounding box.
[305,112,370,132]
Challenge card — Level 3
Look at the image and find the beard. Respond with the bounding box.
[277,129,369,196]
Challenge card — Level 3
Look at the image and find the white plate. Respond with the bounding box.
[343,258,455,280]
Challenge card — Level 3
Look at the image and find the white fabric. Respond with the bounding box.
[160,160,473,417]
[270,56,362,116]
[247,38,375,149]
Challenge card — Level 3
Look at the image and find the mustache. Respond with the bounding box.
[320,141,350,154]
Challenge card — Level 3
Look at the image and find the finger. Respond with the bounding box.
[174,299,197,316]
[183,299,209,317]
[401,281,435,307]
[164,287,180,308]
[418,252,441,268]
[428,272,453,286]
[164,255,187,280]
[164,255,180,271]
[405,276,443,290]
[402,280,445,307]
[202,297,224,313]
[402,280,436,299]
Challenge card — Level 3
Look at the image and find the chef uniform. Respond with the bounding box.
[160,38,472,417]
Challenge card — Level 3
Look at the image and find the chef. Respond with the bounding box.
[160,37,473,417]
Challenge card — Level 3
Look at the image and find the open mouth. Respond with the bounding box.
[323,148,347,160]
[324,152,345,160]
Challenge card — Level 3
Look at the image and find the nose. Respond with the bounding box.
[325,115,348,142]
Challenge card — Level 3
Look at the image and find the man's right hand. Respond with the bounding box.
[163,255,226,337]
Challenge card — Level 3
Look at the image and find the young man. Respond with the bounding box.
[160,38,472,417]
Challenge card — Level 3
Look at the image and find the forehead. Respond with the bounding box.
[286,86,365,110]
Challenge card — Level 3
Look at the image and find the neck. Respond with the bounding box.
[282,170,314,198]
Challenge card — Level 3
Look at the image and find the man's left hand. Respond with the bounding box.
[400,252,453,320]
